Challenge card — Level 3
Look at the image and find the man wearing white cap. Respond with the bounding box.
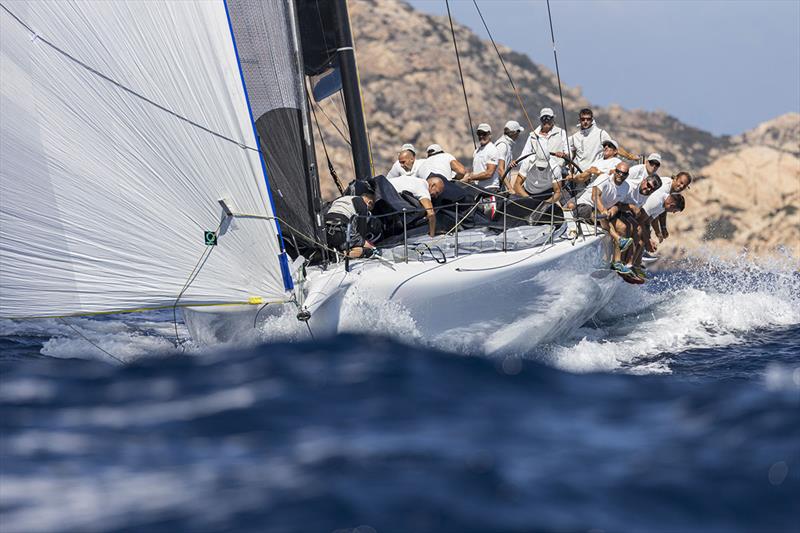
[627,153,663,186]
[494,120,524,191]
[514,108,568,194]
[386,143,422,179]
[567,138,623,190]
[465,123,501,191]
[414,143,468,182]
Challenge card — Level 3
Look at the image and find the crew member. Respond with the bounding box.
[324,191,377,258]
[389,174,445,237]
[495,120,525,191]
[415,144,468,181]
[465,123,501,191]
[574,162,634,273]
[514,108,568,189]
[386,143,422,178]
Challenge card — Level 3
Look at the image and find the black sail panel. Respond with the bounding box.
[226,0,326,259]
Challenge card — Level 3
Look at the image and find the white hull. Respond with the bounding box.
[300,232,620,355]
[184,232,620,354]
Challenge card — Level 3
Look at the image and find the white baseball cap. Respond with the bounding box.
[401,143,416,154]
[539,107,555,118]
[647,153,662,163]
[426,144,443,154]
[602,138,619,150]
[476,123,491,133]
[504,120,524,133]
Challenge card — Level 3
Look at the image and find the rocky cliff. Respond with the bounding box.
[310,0,799,261]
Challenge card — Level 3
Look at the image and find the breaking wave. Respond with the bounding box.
[543,254,800,374]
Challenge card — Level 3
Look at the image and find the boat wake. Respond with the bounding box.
[2,255,798,375]
[542,254,800,374]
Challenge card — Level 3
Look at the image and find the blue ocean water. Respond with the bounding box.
[1,260,799,532]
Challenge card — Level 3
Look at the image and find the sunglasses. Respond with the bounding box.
[540,116,554,122]
[477,131,491,137]
[648,160,661,167]
[603,144,615,149]
[579,116,593,122]
[614,169,629,177]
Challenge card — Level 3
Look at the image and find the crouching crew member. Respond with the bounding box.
[324,192,377,258]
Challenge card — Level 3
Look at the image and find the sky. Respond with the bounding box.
[406,0,800,136]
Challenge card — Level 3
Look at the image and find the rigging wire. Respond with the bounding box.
[471,0,534,132]
[444,0,476,150]
[58,318,125,365]
[544,0,576,171]
[307,87,346,195]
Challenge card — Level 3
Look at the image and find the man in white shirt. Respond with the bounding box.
[574,162,634,272]
[646,171,692,242]
[494,120,524,191]
[626,193,686,278]
[388,174,445,237]
[513,108,568,193]
[627,152,662,185]
[465,123,501,191]
[569,108,612,172]
[415,144,468,181]
[386,143,422,178]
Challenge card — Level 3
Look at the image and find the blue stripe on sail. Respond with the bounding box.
[223,0,294,292]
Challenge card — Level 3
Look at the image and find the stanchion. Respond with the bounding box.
[502,197,507,252]
[402,208,408,264]
[454,202,459,258]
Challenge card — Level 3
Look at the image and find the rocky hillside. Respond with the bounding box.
[311,0,799,261]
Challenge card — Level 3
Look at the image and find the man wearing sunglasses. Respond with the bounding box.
[627,152,663,185]
[465,123,501,191]
[574,162,635,273]
[568,108,612,173]
[513,107,568,195]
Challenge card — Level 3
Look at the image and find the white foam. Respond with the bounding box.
[546,256,800,374]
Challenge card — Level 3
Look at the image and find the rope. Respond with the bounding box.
[472,0,534,132]
[544,0,576,171]
[57,318,125,365]
[444,0,476,150]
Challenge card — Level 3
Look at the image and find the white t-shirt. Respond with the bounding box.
[577,173,629,209]
[590,156,622,176]
[386,159,422,179]
[569,122,611,171]
[623,178,652,207]
[642,177,673,218]
[494,134,514,170]
[472,141,500,189]
[519,126,568,170]
[389,175,431,201]
[627,163,650,185]
[416,152,456,180]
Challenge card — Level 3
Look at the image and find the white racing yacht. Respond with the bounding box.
[0,0,619,356]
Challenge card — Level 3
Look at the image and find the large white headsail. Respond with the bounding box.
[0,1,295,318]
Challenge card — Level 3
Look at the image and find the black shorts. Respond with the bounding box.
[573,204,595,222]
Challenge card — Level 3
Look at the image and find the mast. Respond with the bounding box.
[331,0,372,180]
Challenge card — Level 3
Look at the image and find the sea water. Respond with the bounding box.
[1,256,798,532]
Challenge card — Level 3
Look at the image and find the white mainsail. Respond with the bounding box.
[0,1,293,318]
